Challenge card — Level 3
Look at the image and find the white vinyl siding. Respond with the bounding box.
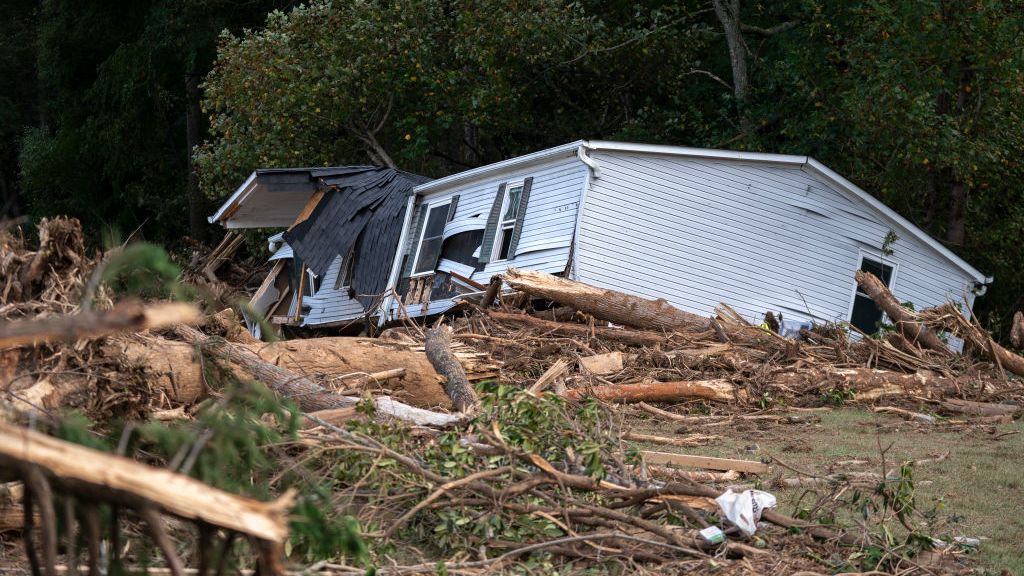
[574,151,976,329]
[301,255,366,326]
[389,157,587,319]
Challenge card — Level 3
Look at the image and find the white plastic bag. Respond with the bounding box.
[715,489,777,536]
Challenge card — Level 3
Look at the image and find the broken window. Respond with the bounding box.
[849,256,895,334]
[412,201,451,275]
[333,249,356,290]
[492,183,524,261]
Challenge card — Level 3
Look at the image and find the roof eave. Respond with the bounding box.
[413,140,585,196]
[208,170,258,224]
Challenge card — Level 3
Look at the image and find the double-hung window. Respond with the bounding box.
[411,201,451,275]
[849,255,895,334]
[492,182,524,262]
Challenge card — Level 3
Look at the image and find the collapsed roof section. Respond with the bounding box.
[282,168,429,311]
[209,166,430,312]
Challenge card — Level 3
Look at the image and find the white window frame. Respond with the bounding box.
[845,250,900,330]
[491,180,525,263]
[410,199,452,277]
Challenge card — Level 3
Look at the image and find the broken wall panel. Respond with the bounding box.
[394,157,587,319]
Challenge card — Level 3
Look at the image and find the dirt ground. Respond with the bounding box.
[623,404,1024,574]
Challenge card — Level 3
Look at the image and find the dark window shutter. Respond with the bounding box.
[478,183,506,265]
[506,177,533,259]
[400,202,427,280]
[447,195,460,222]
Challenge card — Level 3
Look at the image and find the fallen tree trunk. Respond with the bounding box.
[425,326,479,412]
[854,271,951,355]
[772,367,965,401]
[104,332,457,408]
[173,326,463,426]
[564,379,740,403]
[487,310,669,347]
[940,398,1019,417]
[503,268,708,332]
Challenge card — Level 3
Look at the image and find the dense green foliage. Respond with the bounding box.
[2,0,1021,332]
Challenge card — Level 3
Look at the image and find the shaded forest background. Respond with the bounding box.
[1,0,1021,337]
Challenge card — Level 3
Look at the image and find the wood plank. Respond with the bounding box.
[528,358,570,394]
[640,450,769,474]
[579,351,624,375]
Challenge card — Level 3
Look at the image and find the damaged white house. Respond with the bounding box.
[209,141,990,338]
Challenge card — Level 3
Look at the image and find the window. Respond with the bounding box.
[849,256,895,334]
[492,182,524,261]
[333,249,356,289]
[411,201,451,275]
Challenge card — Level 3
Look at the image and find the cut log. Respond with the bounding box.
[486,310,669,346]
[0,421,292,543]
[564,379,740,404]
[641,451,769,474]
[479,275,502,308]
[424,326,479,412]
[503,268,708,331]
[579,351,624,375]
[854,271,951,355]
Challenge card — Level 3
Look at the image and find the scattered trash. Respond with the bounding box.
[715,489,778,536]
[699,526,726,544]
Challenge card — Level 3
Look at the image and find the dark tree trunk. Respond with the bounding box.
[712,0,751,137]
[946,180,968,247]
[185,72,206,241]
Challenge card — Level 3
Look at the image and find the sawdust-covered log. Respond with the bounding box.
[503,268,708,332]
[564,379,739,403]
[425,326,479,412]
[854,270,951,355]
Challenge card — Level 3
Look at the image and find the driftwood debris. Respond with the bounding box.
[425,326,479,412]
[854,270,951,355]
[503,268,708,332]
[922,303,1024,377]
[486,310,668,347]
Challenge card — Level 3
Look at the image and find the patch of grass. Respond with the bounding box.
[628,407,1024,574]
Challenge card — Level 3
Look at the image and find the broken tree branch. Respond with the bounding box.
[854,271,951,355]
[425,326,479,412]
[564,379,740,403]
[0,301,201,347]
